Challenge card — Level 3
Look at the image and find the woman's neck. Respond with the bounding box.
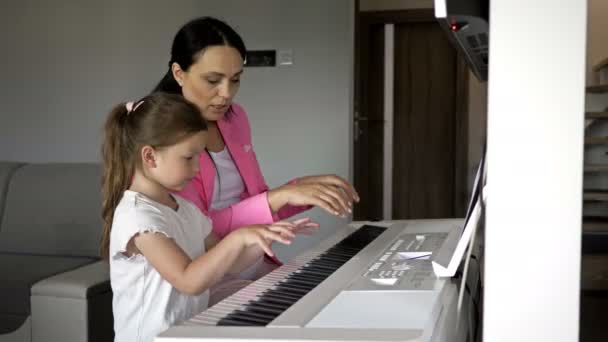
[206,121,225,152]
[129,170,177,210]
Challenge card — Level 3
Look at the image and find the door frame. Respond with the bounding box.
[354,9,470,219]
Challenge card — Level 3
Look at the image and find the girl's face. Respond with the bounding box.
[173,46,244,122]
[150,131,207,192]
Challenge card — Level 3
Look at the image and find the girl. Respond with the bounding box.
[100,92,315,342]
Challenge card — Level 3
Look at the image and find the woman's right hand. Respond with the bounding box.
[268,174,360,217]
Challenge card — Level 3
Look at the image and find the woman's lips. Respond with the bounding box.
[211,105,228,112]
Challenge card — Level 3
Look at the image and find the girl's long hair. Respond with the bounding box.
[100,92,207,259]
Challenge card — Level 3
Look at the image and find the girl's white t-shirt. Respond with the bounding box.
[109,190,212,342]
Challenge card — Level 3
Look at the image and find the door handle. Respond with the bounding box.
[354,112,384,141]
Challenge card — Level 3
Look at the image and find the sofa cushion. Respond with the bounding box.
[0,163,103,257]
[0,253,96,333]
[0,162,25,227]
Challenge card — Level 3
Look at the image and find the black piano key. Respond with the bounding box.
[264,288,304,303]
[307,260,343,268]
[315,254,349,263]
[323,247,352,254]
[283,278,317,288]
[217,317,265,326]
[258,293,298,305]
[263,289,301,298]
[243,304,284,315]
[294,269,332,278]
[301,268,333,276]
[279,281,314,291]
[329,247,359,255]
[247,300,287,312]
[222,312,270,325]
[324,252,350,259]
[274,285,309,295]
[304,263,339,272]
[215,225,386,326]
[234,309,277,321]
[253,299,291,312]
[305,263,339,272]
[288,274,325,285]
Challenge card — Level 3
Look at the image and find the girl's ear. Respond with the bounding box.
[141,145,157,169]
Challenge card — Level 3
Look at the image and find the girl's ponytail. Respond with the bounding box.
[100,104,133,259]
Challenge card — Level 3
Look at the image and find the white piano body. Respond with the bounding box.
[156,219,473,342]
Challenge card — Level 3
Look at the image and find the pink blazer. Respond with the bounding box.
[178,103,309,238]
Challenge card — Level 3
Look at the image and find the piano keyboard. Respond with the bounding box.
[184,224,386,327]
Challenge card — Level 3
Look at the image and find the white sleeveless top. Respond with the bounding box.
[109,191,212,342]
[209,147,246,210]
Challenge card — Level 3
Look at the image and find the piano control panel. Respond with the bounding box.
[357,232,447,290]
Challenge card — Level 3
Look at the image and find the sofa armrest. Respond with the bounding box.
[31,260,110,299]
[30,261,113,342]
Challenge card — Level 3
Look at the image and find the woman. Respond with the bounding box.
[153,17,359,290]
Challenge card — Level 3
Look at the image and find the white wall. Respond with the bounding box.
[485,0,585,339]
[0,0,354,261]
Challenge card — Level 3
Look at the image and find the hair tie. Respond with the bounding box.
[125,100,144,114]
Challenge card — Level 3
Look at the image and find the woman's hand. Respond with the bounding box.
[268,174,360,217]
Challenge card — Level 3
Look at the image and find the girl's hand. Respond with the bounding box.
[235,223,297,257]
[268,174,360,217]
[284,217,320,236]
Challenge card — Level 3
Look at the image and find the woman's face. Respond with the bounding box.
[173,46,244,122]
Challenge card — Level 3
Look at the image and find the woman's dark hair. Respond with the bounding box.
[154,17,247,94]
[100,92,207,259]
